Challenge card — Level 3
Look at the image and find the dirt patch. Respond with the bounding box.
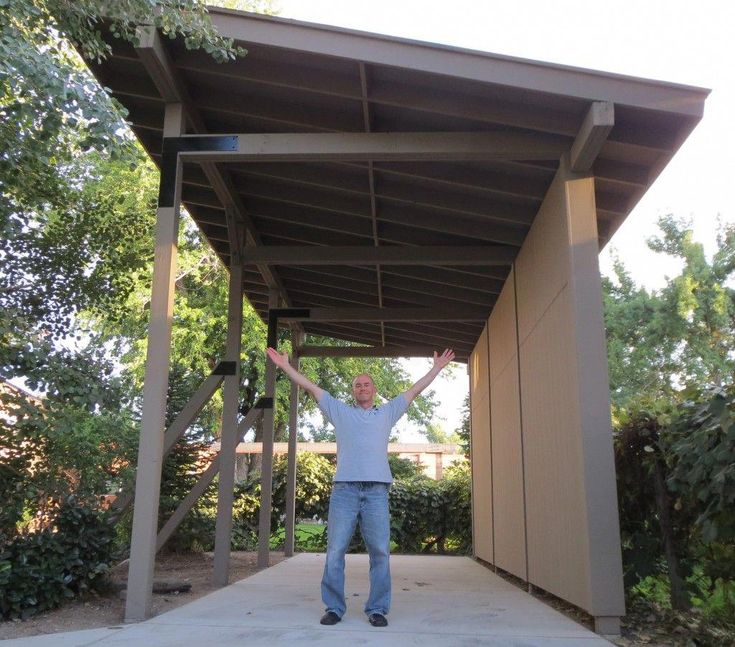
[0,551,285,641]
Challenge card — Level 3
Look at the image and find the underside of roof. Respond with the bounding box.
[85,9,708,361]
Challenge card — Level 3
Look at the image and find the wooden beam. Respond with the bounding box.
[571,102,615,172]
[175,132,568,163]
[277,306,489,322]
[298,345,438,358]
[228,441,463,455]
[242,245,515,266]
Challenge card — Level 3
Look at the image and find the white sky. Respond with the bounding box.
[275,0,735,441]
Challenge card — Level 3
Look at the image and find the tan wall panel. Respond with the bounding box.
[566,177,626,614]
[488,267,518,383]
[470,326,493,563]
[512,159,625,617]
[515,175,570,343]
[490,358,527,579]
[486,268,527,579]
[519,286,589,607]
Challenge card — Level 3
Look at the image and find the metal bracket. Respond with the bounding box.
[158,135,239,208]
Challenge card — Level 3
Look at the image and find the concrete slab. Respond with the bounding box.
[3,553,613,646]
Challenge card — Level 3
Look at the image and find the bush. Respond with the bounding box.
[389,463,471,554]
[615,388,735,617]
[387,455,424,480]
[0,498,117,620]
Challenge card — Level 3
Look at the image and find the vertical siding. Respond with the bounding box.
[487,269,527,580]
[468,159,625,618]
[470,324,493,563]
[513,160,624,615]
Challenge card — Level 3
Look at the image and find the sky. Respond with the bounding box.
[272,0,735,441]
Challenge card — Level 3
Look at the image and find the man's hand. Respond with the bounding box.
[433,348,455,371]
[403,347,456,404]
[266,346,291,370]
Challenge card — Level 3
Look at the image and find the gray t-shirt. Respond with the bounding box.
[318,392,410,483]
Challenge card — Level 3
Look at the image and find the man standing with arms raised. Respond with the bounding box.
[265,347,455,628]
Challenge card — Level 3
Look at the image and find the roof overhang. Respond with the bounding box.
[85,8,709,359]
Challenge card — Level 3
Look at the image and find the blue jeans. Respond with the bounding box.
[321,481,391,618]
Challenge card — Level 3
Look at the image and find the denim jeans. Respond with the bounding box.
[321,481,391,618]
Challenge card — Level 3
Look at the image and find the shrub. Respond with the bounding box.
[0,497,117,620]
[389,463,471,554]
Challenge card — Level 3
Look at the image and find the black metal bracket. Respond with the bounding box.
[254,397,274,409]
[212,361,237,376]
[157,135,239,208]
[267,308,312,348]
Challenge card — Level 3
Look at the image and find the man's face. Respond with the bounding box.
[352,373,377,408]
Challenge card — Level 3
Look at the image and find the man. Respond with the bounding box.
[265,346,455,628]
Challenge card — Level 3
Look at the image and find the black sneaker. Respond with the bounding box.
[368,613,388,627]
[320,611,341,625]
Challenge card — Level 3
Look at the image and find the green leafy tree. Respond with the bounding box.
[424,421,460,445]
[603,215,735,411]
[455,393,470,456]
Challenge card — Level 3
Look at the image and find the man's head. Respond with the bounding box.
[352,373,377,409]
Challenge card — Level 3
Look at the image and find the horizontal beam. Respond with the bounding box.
[225,441,462,454]
[274,306,489,322]
[297,344,439,358]
[243,245,515,266]
[571,101,615,172]
[175,131,568,163]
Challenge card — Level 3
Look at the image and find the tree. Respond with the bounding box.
[603,215,735,411]
[424,422,460,445]
[454,393,470,456]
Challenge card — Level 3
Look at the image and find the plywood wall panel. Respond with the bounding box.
[488,267,518,384]
[519,286,588,607]
[490,358,527,580]
[470,326,493,563]
[511,160,625,617]
[515,175,569,344]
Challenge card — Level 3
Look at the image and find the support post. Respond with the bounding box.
[213,215,244,586]
[257,290,280,566]
[284,328,303,556]
[125,103,184,622]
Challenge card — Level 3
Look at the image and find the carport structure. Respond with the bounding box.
[85,7,708,635]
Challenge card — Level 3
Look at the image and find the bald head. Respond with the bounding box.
[352,373,377,410]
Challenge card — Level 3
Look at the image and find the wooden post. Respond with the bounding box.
[125,103,184,622]
[284,328,303,556]
[257,290,280,566]
[213,231,244,586]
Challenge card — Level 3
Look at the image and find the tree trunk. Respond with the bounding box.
[652,456,690,611]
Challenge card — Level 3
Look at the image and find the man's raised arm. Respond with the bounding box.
[403,348,455,404]
[266,347,325,402]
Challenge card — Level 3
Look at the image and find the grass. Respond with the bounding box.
[269,522,326,551]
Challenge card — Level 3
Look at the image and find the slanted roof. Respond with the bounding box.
[85,9,709,360]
